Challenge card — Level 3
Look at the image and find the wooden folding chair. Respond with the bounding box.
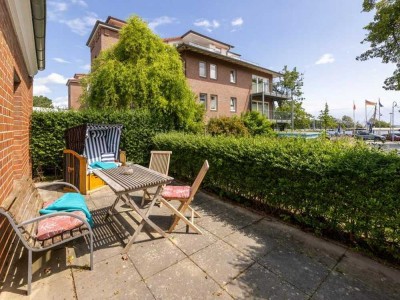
[159,160,209,234]
[141,150,172,206]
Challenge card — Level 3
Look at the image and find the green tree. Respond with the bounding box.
[374,119,391,127]
[277,101,313,129]
[341,115,355,128]
[318,103,337,131]
[274,66,311,129]
[33,95,53,108]
[82,16,204,132]
[357,0,400,90]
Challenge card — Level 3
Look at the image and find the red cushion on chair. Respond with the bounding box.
[162,186,191,199]
[36,201,85,241]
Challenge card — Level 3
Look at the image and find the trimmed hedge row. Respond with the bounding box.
[153,133,400,261]
[31,110,171,176]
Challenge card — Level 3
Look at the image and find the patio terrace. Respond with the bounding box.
[0,183,399,299]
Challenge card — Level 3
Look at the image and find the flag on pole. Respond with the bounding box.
[379,100,384,107]
[353,102,356,110]
[365,100,376,106]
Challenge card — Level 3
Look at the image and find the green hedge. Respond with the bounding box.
[31,109,171,176]
[153,133,400,262]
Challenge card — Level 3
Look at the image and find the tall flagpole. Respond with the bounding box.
[365,101,367,129]
[378,98,381,135]
[353,101,356,135]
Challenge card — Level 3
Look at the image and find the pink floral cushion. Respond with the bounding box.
[161,185,191,199]
[36,201,85,241]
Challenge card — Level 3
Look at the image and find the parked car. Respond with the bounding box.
[355,131,385,142]
[384,133,400,141]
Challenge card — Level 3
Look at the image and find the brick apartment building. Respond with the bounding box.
[68,16,289,121]
[0,0,46,274]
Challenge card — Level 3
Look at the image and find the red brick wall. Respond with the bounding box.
[0,2,34,275]
[182,51,274,119]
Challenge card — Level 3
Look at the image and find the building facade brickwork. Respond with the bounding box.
[68,16,287,121]
[0,1,44,276]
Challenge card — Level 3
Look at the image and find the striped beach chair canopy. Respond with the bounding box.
[65,124,123,165]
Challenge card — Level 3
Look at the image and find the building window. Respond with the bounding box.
[251,100,269,117]
[230,97,237,112]
[199,93,207,110]
[230,70,236,83]
[210,95,218,111]
[252,75,270,93]
[210,64,217,79]
[199,61,206,77]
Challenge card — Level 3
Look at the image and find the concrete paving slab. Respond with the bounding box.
[312,270,386,300]
[146,258,223,299]
[224,263,306,300]
[198,215,245,239]
[223,224,278,260]
[127,238,186,279]
[170,226,218,256]
[190,240,255,286]
[334,252,400,299]
[0,247,75,299]
[258,246,332,295]
[73,254,142,299]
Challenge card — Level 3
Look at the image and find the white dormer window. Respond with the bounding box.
[230,70,236,83]
[210,64,217,80]
[199,61,206,77]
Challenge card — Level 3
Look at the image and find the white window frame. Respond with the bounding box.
[199,93,207,110]
[230,97,237,112]
[210,95,218,111]
[210,64,217,80]
[230,70,236,83]
[251,100,269,117]
[199,61,206,78]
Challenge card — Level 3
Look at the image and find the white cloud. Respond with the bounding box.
[81,64,91,71]
[315,53,335,65]
[48,1,68,20]
[35,73,68,85]
[60,12,98,36]
[194,19,220,32]
[148,16,177,31]
[70,0,87,7]
[53,96,68,107]
[231,17,243,27]
[33,85,51,96]
[53,57,70,64]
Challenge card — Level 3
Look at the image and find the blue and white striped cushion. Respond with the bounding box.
[101,152,115,162]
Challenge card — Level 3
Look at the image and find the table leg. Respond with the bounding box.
[121,186,168,253]
[105,195,121,221]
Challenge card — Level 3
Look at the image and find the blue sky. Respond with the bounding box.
[35,0,399,124]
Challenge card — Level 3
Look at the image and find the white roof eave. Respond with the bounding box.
[5,0,38,76]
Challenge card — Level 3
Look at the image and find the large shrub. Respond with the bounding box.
[31,109,171,176]
[82,16,204,132]
[241,111,275,136]
[206,116,249,136]
[153,133,400,262]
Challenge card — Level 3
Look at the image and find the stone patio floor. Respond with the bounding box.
[0,183,399,299]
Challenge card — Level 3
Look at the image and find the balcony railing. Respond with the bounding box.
[272,111,292,123]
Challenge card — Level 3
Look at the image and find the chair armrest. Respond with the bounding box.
[18,212,92,231]
[38,181,80,193]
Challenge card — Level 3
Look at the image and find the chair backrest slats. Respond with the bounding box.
[149,151,172,176]
[188,160,209,201]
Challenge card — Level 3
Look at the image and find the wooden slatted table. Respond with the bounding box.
[93,165,173,253]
